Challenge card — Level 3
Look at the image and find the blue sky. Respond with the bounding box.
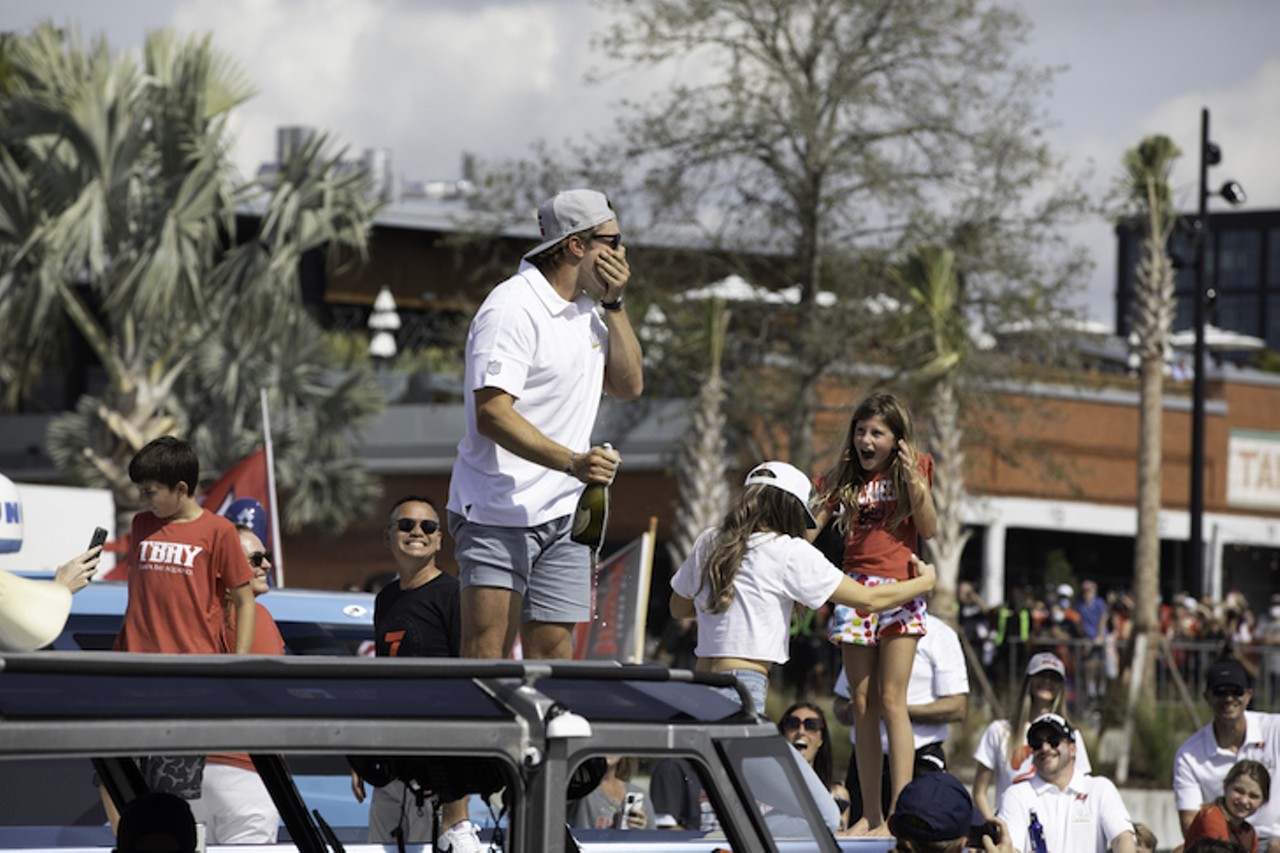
[4,0,1278,326]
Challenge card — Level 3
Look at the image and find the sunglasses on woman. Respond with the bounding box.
[781,716,823,733]
[246,551,272,568]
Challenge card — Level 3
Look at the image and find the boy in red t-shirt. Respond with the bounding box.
[114,437,255,655]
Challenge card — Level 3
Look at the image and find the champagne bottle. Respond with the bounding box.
[571,443,611,554]
[1028,809,1048,853]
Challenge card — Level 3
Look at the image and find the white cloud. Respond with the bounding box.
[1136,61,1280,210]
[169,0,615,182]
[11,0,1280,331]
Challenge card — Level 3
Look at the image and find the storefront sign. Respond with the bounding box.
[1227,429,1280,509]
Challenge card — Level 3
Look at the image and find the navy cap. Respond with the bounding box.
[224,497,268,548]
[1206,659,1250,692]
[888,772,983,842]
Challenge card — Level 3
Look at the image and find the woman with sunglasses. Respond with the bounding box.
[221,524,285,655]
[971,652,1091,819]
[199,523,287,844]
[778,703,852,831]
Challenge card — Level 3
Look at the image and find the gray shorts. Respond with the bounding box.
[448,511,591,624]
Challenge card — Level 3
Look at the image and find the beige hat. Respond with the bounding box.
[0,569,72,651]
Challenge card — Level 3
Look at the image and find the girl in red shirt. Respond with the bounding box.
[1185,759,1270,853]
[815,392,937,837]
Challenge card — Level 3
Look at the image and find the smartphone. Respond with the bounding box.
[89,527,108,551]
[617,791,644,830]
[966,819,1002,848]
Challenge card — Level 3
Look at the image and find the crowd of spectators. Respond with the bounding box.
[655,577,1280,717]
[962,581,1280,712]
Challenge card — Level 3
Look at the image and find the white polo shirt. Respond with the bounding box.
[835,618,970,751]
[997,766,1133,853]
[448,262,608,528]
[1173,710,1280,841]
[671,530,844,665]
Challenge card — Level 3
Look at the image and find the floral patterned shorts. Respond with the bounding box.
[829,572,928,645]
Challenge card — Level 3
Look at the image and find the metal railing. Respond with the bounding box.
[973,635,1280,719]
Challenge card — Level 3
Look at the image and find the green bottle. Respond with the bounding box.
[571,443,611,554]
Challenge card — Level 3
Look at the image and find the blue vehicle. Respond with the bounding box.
[43,579,374,656]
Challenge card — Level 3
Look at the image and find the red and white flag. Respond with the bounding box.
[200,448,270,520]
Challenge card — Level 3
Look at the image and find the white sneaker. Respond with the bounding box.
[438,820,483,853]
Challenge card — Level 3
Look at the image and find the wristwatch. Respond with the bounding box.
[600,297,624,312]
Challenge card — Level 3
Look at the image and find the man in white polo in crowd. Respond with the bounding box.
[1174,658,1280,852]
[997,713,1135,853]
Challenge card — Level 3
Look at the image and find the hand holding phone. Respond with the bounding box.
[618,791,645,830]
[89,527,108,552]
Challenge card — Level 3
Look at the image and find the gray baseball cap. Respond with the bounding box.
[523,189,616,259]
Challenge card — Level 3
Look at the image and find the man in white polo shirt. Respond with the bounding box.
[448,189,644,661]
[997,713,1135,853]
[1173,658,1280,851]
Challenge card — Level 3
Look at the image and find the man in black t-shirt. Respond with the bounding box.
[352,496,480,853]
[372,498,460,660]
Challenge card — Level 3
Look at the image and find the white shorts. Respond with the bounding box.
[188,762,279,844]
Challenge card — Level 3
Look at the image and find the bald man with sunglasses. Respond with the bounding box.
[351,495,481,853]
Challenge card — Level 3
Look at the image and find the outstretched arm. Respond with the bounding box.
[54,547,102,593]
[829,555,936,612]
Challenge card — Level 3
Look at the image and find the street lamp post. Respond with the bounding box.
[1188,107,1245,595]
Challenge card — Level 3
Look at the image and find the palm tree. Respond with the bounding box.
[889,244,971,616]
[667,300,732,569]
[1119,135,1182,697]
[0,24,381,532]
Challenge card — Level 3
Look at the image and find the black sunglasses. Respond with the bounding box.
[781,716,823,733]
[395,517,440,535]
[1211,684,1246,698]
[591,233,622,250]
[247,551,272,568]
[1027,731,1066,751]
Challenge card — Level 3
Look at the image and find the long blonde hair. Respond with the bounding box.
[1006,662,1068,765]
[698,481,809,614]
[822,391,921,533]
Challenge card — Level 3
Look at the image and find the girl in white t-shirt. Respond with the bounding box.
[669,460,937,714]
[971,651,1092,818]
